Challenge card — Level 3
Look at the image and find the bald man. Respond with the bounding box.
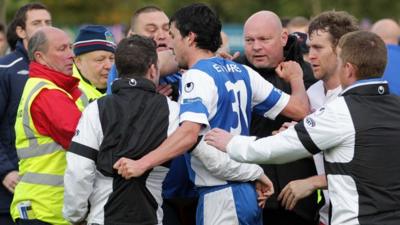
[371,19,400,95]
[235,11,319,225]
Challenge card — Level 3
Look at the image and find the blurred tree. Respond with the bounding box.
[3,0,400,26]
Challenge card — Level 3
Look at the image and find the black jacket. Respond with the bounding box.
[235,34,319,222]
[97,78,170,225]
[0,41,29,213]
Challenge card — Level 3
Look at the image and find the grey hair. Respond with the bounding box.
[28,30,48,61]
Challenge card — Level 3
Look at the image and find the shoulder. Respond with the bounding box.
[0,52,29,75]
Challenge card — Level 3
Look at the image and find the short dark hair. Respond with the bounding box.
[338,31,387,79]
[28,30,48,61]
[115,35,158,78]
[308,11,359,48]
[170,3,222,52]
[6,20,18,51]
[130,5,163,32]
[13,2,49,30]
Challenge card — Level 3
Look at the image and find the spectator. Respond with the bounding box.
[371,19,400,95]
[11,26,78,225]
[0,23,8,56]
[0,3,51,225]
[73,25,116,106]
[235,10,318,225]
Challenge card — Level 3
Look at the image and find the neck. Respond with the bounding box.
[188,49,215,68]
[322,72,341,93]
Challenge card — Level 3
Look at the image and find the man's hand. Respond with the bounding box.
[217,51,241,61]
[275,61,303,83]
[271,121,298,135]
[277,178,315,210]
[113,157,149,179]
[2,170,19,193]
[157,84,173,98]
[255,174,274,208]
[204,128,233,152]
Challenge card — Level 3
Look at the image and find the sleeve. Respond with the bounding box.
[179,69,218,131]
[63,101,103,223]
[30,88,82,149]
[227,99,348,164]
[191,138,263,182]
[0,72,16,181]
[245,65,290,120]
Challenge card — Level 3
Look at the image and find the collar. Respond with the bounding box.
[29,61,80,93]
[16,40,29,63]
[340,78,389,96]
[73,64,106,94]
[111,76,156,94]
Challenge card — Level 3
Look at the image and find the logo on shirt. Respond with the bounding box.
[17,70,29,75]
[75,129,80,136]
[378,85,385,95]
[184,82,194,93]
[305,117,316,127]
[129,78,137,86]
[314,107,325,116]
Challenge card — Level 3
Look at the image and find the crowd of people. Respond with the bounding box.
[1,2,400,225]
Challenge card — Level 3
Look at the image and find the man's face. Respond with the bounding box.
[309,30,338,81]
[244,20,287,68]
[169,22,188,69]
[131,11,170,52]
[0,32,7,55]
[75,50,114,89]
[18,9,51,47]
[40,30,74,75]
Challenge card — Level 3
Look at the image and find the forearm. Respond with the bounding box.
[227,129,311,164]
[140,121,201,171]
[307,174,328,190]
[192,140,263,182]
[287,77,310,120]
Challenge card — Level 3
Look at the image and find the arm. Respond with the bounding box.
[191,138,264,182]
[278,174,327,210]
[206,100,348,164]
[275,61,310,121]
[0,71,19,193]
[31,89,82,149]
[115,69,216,178]
[114,121,201,179]
[63,102,102,223]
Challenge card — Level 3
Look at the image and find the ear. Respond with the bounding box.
[147,63,159,82]
[187,31,196,47]
[345,62,358,84]
[16,26,27,39]
[281,30,289,47]
[34,51,45,64]
[127,29,135,37]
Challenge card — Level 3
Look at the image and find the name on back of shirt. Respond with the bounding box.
[212,63,242,73]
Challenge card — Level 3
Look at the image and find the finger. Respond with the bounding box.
[113,159,123,169]
[288,197,298,210]
[232,51,240,60]
[285,194,296,210]
[278,186,288,201]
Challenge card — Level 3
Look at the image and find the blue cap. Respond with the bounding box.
[73,25,116,56]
